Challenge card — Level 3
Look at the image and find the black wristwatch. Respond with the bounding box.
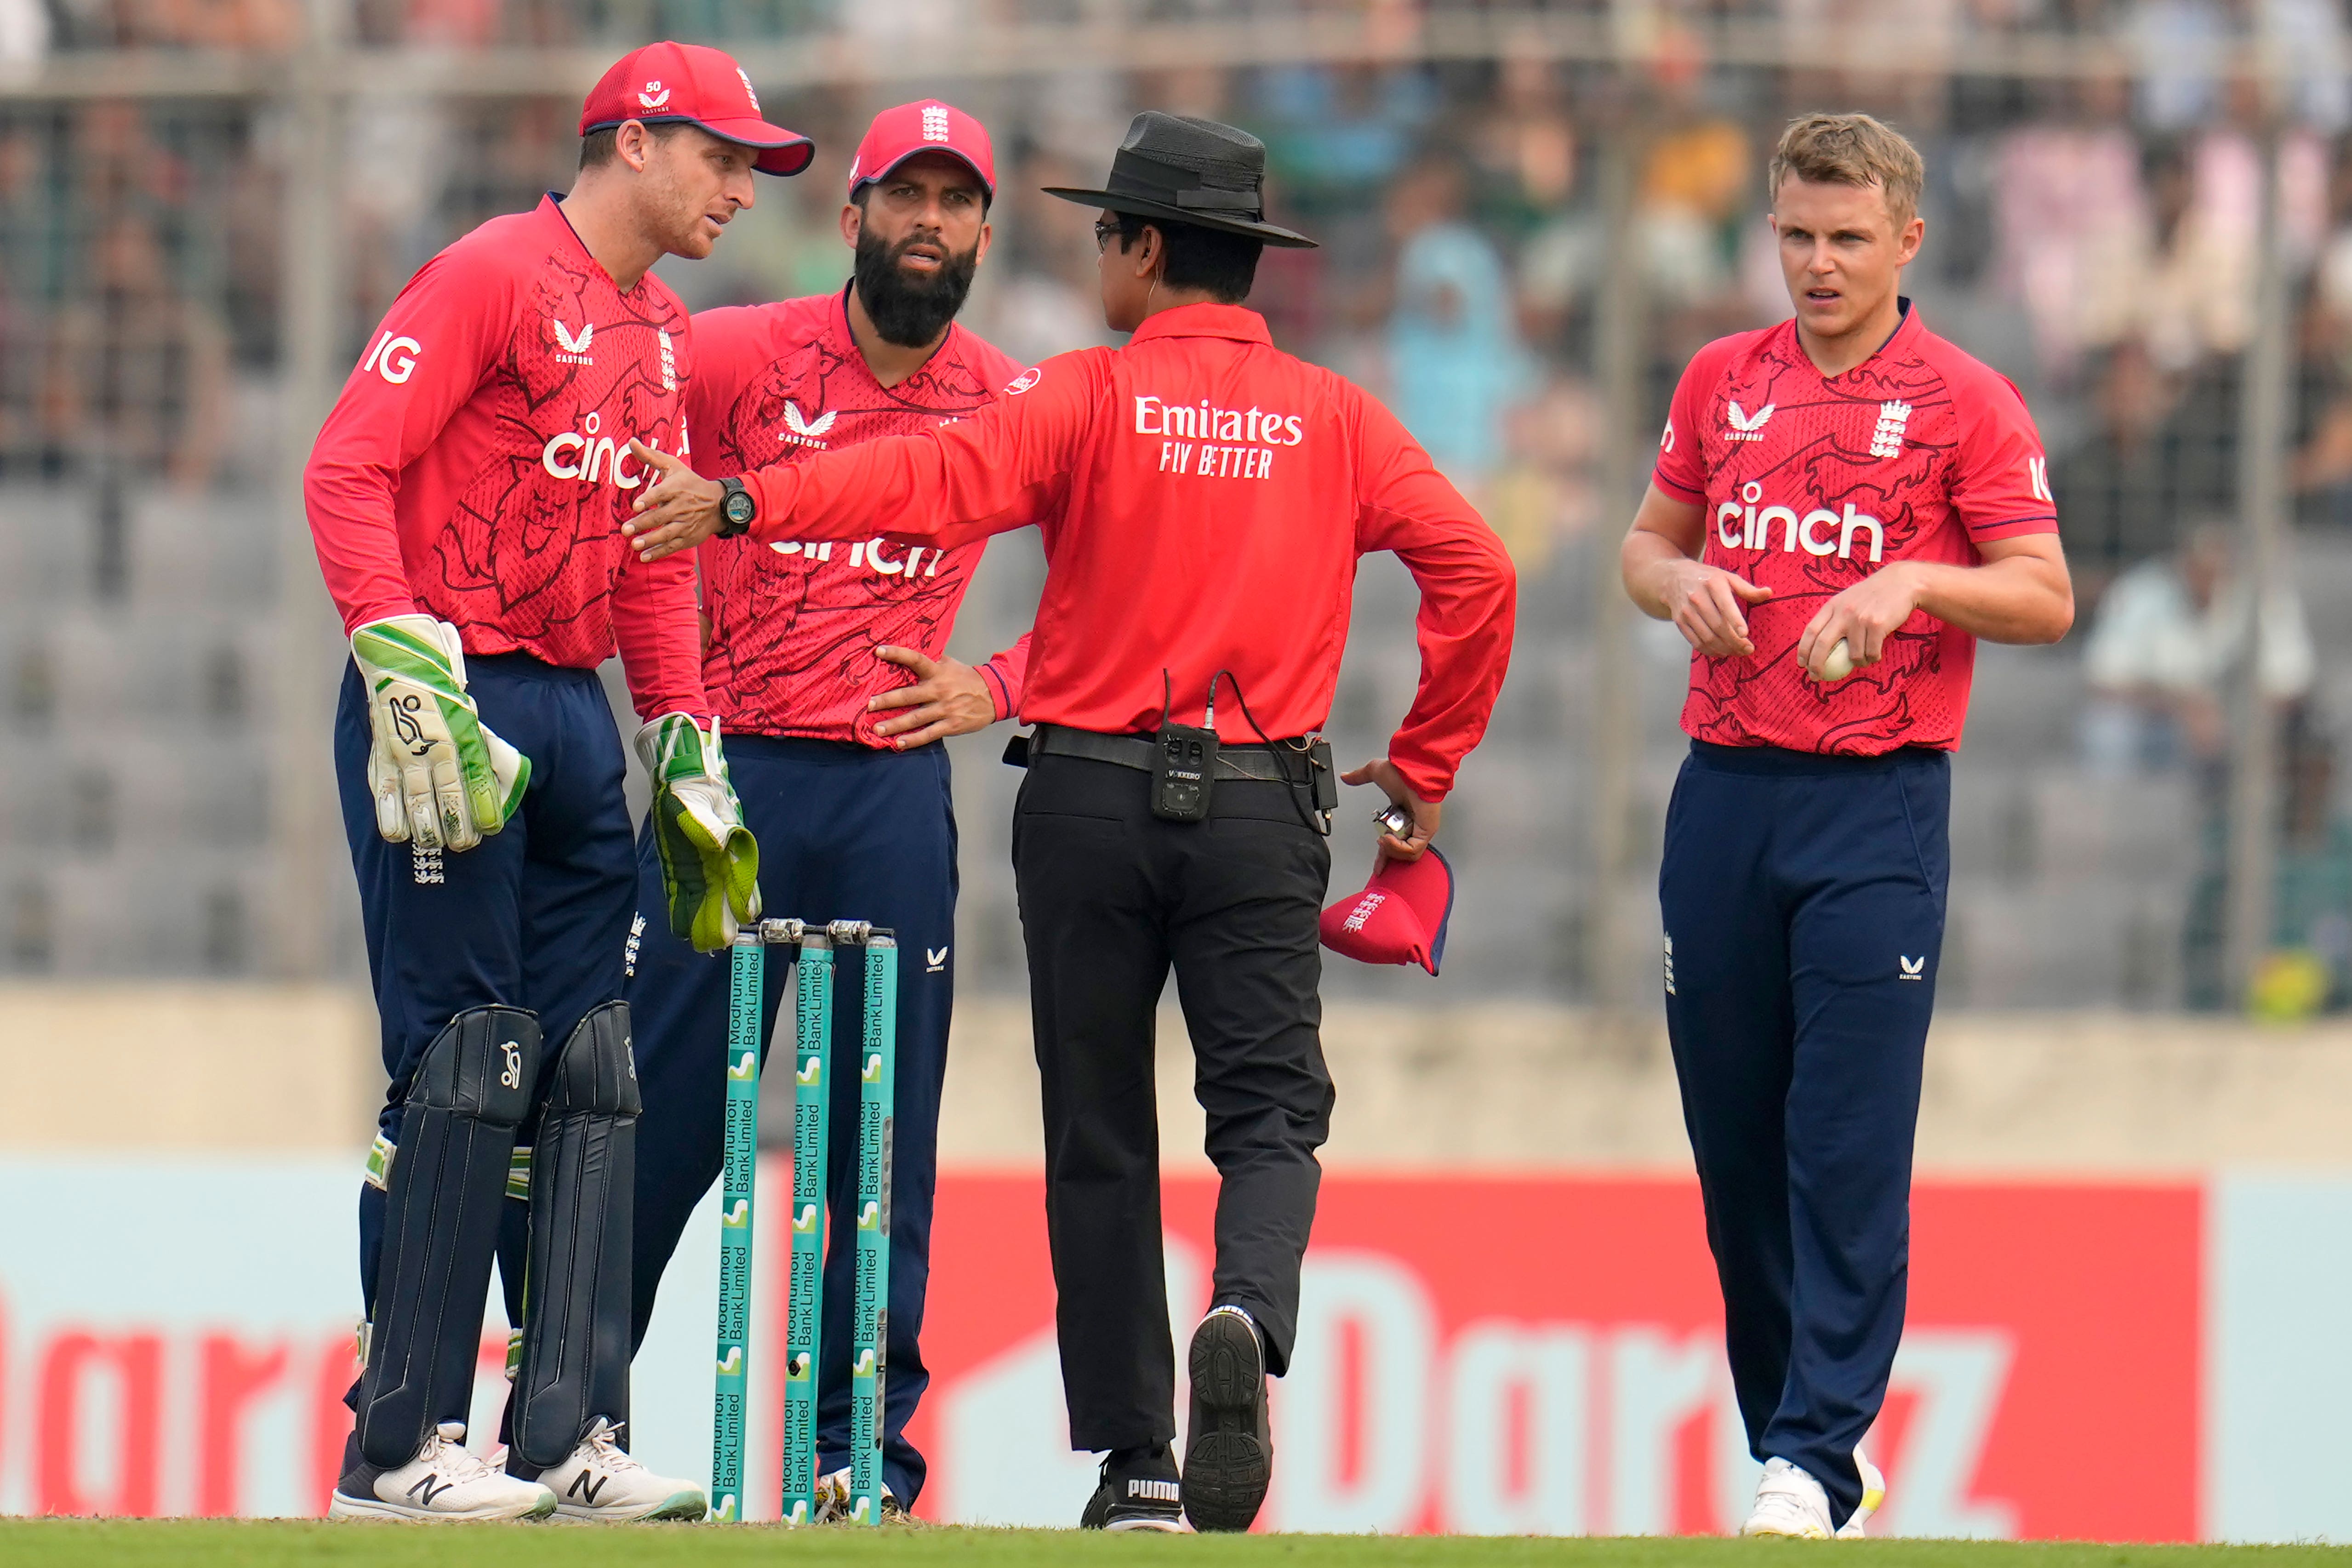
[716,476,756,538]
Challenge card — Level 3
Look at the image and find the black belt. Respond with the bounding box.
[1027,724,1316,784]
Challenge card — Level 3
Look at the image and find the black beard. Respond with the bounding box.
[853,227,978,348]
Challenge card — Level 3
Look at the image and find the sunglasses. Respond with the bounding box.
[1093,217,1125,252]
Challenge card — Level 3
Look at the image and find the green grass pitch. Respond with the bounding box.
[4,1523,2351,1567]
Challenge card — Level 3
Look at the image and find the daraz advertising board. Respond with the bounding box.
[0,1156,2344,1540]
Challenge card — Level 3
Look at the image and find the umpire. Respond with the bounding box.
[622,112,1518,1532]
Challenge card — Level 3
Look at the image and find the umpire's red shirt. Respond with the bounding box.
[738,303,1516,802]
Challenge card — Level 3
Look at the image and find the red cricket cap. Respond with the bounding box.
[847,99,995,199]
[1319,847,1455,977]
[579,42,814,177]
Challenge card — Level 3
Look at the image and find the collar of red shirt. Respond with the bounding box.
[1129,302,1273,348]
[1793,295,1924,382]
[537,192,662,302]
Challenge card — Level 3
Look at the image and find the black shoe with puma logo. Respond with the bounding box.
[1079,1442,1186,1532]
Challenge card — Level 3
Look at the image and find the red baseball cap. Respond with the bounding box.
[847,100,995,200]
[1319,847,1455,977]
[580,42,814,177]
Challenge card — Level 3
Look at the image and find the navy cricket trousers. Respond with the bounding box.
[1657,739,1949,1528]
[334,654,639,1426]
[627,736,958,1508]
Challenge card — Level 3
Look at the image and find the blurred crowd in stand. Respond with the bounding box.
[9,0,2352,1002]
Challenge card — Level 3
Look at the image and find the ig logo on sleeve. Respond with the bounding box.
[362,330,423,386]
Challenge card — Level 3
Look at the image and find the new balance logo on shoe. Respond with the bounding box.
[1899,955,1925,981]
[568,1471,609,1505]
[407,1474,453,1506]
[1127,1479,1180,1502]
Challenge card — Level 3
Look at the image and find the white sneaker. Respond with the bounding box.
[537,1417,707,1522]
[1741,1456,1833,1539]
[1835,1448,1887,1539]
[328,1421,556,1522]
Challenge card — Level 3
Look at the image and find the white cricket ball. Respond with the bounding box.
[1815,639,1855,682]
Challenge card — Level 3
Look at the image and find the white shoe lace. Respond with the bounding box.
[419,1422,499,1486]
[578,1418,650,1479]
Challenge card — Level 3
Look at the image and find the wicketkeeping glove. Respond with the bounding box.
[636,713,761,952]
[350,615,531,853]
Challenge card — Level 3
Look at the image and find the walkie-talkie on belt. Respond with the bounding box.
[1150,670,1216,822]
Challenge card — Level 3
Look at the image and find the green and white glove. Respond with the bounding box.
[636,713,761,952]
[350,615,531,853]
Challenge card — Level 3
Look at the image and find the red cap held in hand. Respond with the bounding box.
[580,42,814,177]
[1319,847,1455,977]
[847,100,996,199]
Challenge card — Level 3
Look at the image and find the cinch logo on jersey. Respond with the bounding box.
[767,536,950,579]
[1134,394,1303,483]
[542,410,667,489]
[551,316,595,366]
[1713,480,1885,563]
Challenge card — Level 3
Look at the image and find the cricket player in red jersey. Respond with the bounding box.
[304,42,808,1522]
[623,111,1517,1533]
[1619,114,2074,1537]
[624,100,1028,1518]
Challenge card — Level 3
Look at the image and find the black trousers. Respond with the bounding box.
[1012,753,1335,1453]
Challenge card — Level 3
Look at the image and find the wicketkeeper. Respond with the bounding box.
[304,42,803,1522]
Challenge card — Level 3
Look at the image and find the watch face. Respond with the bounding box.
[724,490,755,525]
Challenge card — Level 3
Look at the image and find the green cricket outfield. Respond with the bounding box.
[2,1524,2348,1567]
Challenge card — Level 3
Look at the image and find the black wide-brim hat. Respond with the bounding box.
[1044,110,1317,249]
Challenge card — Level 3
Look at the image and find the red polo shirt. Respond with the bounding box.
[686,291,1030,746]
[736,303,1516,801]
[1653,303,2057,754]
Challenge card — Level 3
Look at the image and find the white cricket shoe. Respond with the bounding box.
[537,1417,706,1522]
[328,1421,556,1522]
[1835,1448,1887,1539]
[1741,1456,1834,1539]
